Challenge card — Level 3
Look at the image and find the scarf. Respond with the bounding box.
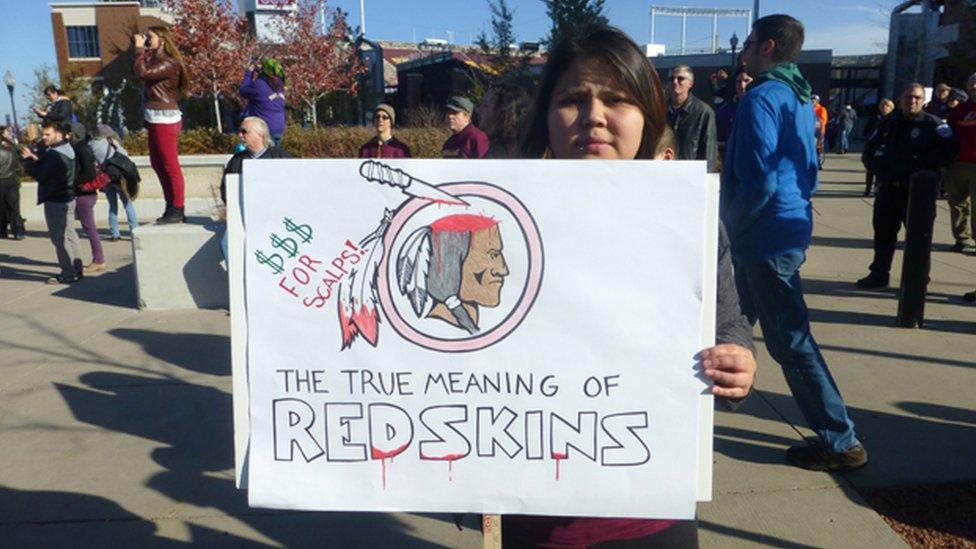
[757,63,813,104]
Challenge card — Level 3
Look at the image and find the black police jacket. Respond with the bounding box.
[861,110,957,182]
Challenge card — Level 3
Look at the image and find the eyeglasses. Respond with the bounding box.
[670,75,688,82]
[238,129,249,135]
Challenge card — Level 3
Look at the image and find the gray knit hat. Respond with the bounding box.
[374,103,396,124]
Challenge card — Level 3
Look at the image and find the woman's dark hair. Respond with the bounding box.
[519,24,667,160]
[43,85,63,96]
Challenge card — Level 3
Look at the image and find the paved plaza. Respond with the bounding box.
[1,154,974,547]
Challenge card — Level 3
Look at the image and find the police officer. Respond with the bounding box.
[857,82,958,289]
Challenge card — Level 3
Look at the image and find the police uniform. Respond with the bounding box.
[860,111,957,283]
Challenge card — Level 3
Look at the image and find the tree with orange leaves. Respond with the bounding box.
[273,0,365,126]
[163,0,256,133]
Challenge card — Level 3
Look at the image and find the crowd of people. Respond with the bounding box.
[5,11,975,547]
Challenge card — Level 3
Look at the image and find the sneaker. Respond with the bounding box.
[46,275,79,285]
[108,235,121,242]
[950,242,972,253]
[787,441,868,471]
[856,272,888,289]
[964,290,976,303]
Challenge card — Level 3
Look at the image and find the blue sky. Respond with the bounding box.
[0,0,892,127]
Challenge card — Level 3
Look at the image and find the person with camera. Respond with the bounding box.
[133,26,189,224]
[239,58,287,147]
[20,122,83,284]
[857,83,958,289]
[33,85,73,126]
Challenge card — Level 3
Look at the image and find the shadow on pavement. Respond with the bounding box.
[0,485,260,547]
[52,264,137,309]
[816,342,976,371]
[108,328,230,376]
[699,520,820,549]
[722,391,976,488]
[52,370,447,547]
[810,235,874,250]
[807,306,976,334]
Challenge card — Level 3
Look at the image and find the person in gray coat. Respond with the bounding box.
[667,64,719,172]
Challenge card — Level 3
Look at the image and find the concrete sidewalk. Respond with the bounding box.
[1,154,974,547]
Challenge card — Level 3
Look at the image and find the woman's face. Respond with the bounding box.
[373,110,391,134]
[879,102,894,116]
[147,31,161,50]
[546,56,645,160]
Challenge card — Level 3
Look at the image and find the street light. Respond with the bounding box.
[729,33,739,68]
[3,70,17,136]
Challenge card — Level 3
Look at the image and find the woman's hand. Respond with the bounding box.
[20,147,37,160]
[33,106,46,116]
[134,33,146,48]
[700,343,756,399]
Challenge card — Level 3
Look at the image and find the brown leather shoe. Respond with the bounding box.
[787,441,868,471]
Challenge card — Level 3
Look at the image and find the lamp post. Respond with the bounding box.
[729,33,739,69]
[3,70,17,136]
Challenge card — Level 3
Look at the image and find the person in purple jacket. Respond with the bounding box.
[358,104,411,158]
[441,96,490,158]
[239,58,287,146]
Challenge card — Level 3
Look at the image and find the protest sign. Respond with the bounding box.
[241,159,715,519]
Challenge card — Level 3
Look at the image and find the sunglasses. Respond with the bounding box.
[375,113,391,120]
[741,39,758,51]
[670,75,688,82]
[238,129,250,135]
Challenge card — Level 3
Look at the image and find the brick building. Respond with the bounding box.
[50,1,170,86]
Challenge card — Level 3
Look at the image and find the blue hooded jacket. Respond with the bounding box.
[720,79,818,261]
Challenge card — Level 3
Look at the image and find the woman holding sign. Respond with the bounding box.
[509,24,757,547]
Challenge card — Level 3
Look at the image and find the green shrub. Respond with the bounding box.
[121,125,451,158]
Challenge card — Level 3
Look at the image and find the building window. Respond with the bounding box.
[66,26,100,58]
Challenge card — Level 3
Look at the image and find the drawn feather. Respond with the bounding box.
[396,227,432,317]
[338,211,392,349]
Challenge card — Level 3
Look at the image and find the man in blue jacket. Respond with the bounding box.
[721,14,866,471]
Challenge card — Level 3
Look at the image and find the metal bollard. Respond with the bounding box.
[896,170,940,328]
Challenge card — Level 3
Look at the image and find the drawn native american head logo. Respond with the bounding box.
[337,161,542,353]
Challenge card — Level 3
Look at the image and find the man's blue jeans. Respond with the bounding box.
[839,128,852,153]
[733,250,859,452]
[102,184,138,238]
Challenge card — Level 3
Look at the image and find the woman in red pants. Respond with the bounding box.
[133,26,189,224]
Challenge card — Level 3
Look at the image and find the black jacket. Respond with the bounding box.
[221,145,292,202]
[668,93,719,172]
[73,140,98,195]
[0,142,19,180]
[862,111,957,183]
[24,140,75,204]
[43,98,73,125]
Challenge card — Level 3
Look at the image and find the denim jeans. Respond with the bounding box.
[102,184,139,238]
[839,128,851,153]
[733,251,859,452]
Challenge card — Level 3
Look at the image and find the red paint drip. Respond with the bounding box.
[552,452,568,481]
[429,214,498,233]
[371,443,410,490]
[421,453,465,483]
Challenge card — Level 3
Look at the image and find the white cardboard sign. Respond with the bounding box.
[240,159,715,519]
